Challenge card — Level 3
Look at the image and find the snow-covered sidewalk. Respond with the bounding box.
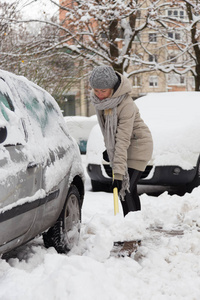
[0,158,200,300]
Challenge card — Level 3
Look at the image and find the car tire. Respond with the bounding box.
[43,184,81,253]
[185,159,200,193]
[175,158,200,196]
[91,179,112,193]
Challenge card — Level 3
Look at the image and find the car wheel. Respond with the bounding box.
[176,159,200,196]
[185,159,200,193]
[91,179,112,192]
[43,184,81,253]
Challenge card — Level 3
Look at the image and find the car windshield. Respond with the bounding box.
[11,77,61,137]
[0,78,15,123]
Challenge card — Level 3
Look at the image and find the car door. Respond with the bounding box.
[9,77,66,227]
[0,78,42,246]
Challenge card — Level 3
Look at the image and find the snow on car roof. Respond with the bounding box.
[136,92,200,169]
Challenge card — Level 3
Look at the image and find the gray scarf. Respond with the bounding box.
[90,91,129,200]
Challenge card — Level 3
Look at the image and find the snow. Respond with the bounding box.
[1,155,200,299]
[136,92,200,169]
[0,69,84,211]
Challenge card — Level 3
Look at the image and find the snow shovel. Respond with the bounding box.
[113,173,119,215]
[113,186,119,215]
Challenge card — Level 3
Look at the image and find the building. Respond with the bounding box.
[129,1,195,99]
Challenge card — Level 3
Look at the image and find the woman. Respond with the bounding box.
[89,65,153,216]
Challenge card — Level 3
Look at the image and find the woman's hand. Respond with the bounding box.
[112,179,122,191]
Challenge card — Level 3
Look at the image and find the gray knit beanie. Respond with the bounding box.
[89,65,118,89]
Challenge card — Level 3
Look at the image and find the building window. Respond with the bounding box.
[149,54,158,63]
[149,76,158,87]
[167,74,185,85]
[168,32,181,40]
[180,11,184,19]
[167,9,185,19]
[180,75,185,84]
[175,32,180,40]
[132,75,141,87]
[149,33,157,43]
[168,32,173,39]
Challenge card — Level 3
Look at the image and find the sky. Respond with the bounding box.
[6,0,59,19]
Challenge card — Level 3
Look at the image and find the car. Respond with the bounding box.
[86,92,200,195]
[0,69,84,255]
[64,115,97,154]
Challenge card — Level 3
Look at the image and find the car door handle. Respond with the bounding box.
[27,162,38,169]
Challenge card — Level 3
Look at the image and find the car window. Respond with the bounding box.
[0,93,12,122]
[12,78,61,137]
[15,80,46,131]
[0,78,27,145]
[0,79,14,122]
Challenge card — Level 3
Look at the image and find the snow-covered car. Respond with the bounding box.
[0,70,84,255]
[64,115,97,154]
[86,92,200,194]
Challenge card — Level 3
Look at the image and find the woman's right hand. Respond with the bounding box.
[112,179,122,191]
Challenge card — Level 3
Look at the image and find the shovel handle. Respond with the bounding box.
[113,187,119,215]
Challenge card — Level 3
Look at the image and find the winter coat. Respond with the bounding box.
[100,73,153,180]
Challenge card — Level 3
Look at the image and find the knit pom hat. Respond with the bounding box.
[89,65,118,89]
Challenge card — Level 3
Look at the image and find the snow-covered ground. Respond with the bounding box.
[0,155,200,300]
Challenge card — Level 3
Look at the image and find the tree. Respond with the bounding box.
[51,0,199,91]
[2,0,200,97]
[0,1,80,102]
[183,0,200,90]
[56,0,154,74]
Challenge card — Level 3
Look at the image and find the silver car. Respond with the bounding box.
[0,70,84,255]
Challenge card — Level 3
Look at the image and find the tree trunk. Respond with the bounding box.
[112,63,123,74]
[195,64,200,91]
[186,2,200,91]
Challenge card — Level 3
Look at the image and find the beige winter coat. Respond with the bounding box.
[102,73,153,180]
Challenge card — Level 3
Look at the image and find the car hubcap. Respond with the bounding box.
[63,193,80,250]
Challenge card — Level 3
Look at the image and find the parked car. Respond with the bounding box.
[0,69,84,255]
[86,92,200,195]
[64,115,97,154]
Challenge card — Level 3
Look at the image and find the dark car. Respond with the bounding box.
[86,92,200,195]
[0,70,84,255]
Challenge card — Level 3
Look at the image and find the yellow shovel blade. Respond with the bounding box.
[113,187,119,215]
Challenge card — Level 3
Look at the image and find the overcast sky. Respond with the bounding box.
[7,0,59,19]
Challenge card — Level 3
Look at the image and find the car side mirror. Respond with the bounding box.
[0,127,7,143]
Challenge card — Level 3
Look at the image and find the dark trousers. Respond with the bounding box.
[120,168,143,217]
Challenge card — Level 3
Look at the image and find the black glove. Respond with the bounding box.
[112,179,122,192]
[103,150,109,162]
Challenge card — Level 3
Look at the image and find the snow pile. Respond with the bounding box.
[1,161,200,299]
